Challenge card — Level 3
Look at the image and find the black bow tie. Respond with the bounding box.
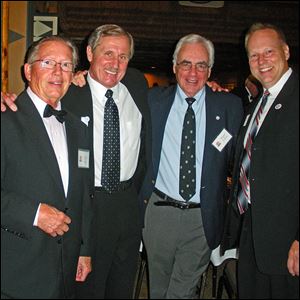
[43,104,67,123]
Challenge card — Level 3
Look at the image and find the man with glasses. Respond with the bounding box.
[1,36,92,299]
[140,34,243,298]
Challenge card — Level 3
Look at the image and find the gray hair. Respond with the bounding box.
[26,35,79,69]
[172,34,215,68]
[245,23,287,52]
[88,24,134,60]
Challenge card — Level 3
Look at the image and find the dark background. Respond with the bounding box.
[33,1,299,87]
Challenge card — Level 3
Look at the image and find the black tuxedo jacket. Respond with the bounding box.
[1,91,93,298]
[222,72,299,275]
[140,85,243,249]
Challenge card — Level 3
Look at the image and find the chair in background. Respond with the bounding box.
[217,259,238,299]
[196,262,218,298]
[133,245,148,299]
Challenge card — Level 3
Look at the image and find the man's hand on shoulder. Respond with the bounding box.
[207,81,229,92]
[1,92,18,112]
[72,70,88,87]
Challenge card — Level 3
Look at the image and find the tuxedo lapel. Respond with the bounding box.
[20,94,66,197]
[64,116,82,201]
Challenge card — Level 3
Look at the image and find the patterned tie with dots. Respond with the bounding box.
[101,89,120,192]
[179,97,196,201]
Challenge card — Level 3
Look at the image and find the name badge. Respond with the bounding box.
[78,149,90,168]
[212,129,232,152]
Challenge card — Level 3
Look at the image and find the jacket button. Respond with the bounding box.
[57,239,62,244]
[90,194,94,199]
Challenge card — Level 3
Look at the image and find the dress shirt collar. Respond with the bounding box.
[26,86,62,118]
[266,67,292,99]
[176,84,205,108]
[87,72,120,104]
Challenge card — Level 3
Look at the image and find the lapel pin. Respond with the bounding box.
[275,104,282,110]
[216,115,220,120]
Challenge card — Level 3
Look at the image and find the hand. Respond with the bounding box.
[287,240,299,276]
[72,70,88,87]
[37,203,71,237]
[1,91,18,112]
[206,81,229,92]
[76,256,92,282]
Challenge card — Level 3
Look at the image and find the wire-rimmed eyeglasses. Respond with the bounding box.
[176,60,210,72]
[31,59,74,72]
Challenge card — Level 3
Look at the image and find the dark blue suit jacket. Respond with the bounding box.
[140,84,243,249]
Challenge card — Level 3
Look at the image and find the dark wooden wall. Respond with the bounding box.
[35,1,299,84]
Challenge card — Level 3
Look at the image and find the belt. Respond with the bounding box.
[94,179,132,193]
[154,188,200,209]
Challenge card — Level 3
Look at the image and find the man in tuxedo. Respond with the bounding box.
[1,36,92,299]
[140,33,243,298]
[222,23,299,299]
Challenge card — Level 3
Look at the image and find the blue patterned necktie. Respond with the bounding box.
[179,97,196,201]
[101,89,120,192]
[237,90,270,214]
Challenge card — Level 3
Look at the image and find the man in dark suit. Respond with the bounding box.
[140,33,243,298]
[63,24,151,299]
[1,36,92,299]
[222,23,299,299]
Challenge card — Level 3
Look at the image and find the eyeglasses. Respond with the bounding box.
[176,61,210,72]
[31,59,74,72]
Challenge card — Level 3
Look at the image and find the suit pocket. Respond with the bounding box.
[1,226,28,240]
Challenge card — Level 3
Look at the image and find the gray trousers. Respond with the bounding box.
[143,193,211,299]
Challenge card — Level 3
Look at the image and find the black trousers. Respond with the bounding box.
[76,186,141,299]
[238,208,299,299]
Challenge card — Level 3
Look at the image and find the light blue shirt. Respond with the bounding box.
[155,85,206,203]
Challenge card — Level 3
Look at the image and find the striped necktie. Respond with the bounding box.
[237,90,270,214]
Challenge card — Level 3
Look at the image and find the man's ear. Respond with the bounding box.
[207,68,211,80]
[24,63,32,82]
[86,46,93,63]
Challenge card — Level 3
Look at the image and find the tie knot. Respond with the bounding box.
[185,97,196,107]
[263,90,270,97]
[105,89,113,99]
[43,104,67,123]
[261,90,270,108]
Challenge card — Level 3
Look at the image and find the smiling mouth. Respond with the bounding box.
[105,68,118,75]
[259,66,272,73]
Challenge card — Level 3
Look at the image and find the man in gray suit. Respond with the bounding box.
[140,34,243,298]
[1,36,92,299]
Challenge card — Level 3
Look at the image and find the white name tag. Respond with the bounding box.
[78,149,90,168]
[212,129,232,152]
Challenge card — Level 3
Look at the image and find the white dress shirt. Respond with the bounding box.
[27,87,69,225]
[87,73,142,187]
